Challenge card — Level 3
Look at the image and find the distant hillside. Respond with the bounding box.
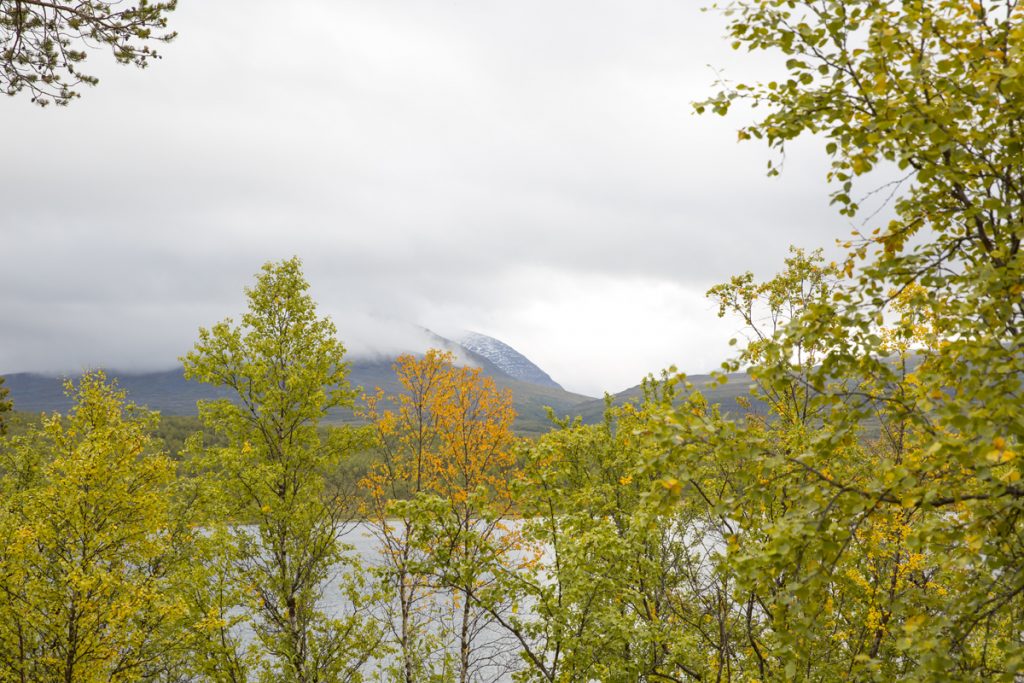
[2,331,596,436]
[3,326,772,436]
[572,372,763,423]
[3,367,769,437]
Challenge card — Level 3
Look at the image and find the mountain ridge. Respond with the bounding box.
[3,332,763,435]
[458,331,563,389]
[1,331,594,435]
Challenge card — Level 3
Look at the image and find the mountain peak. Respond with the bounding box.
[458,331,562,390]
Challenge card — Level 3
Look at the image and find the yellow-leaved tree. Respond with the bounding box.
[361,350,522,683]
[0,372,191,682]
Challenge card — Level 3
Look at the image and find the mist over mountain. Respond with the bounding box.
[2,330,594,435]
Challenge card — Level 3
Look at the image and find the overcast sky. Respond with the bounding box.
[1,0,855,396]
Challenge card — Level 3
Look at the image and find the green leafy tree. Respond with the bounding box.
[451,381,718,683]
[0,372,191,682]
[1,0,177,106]
[182,257,380,683]
[176,520,257,683]
[677,2,1024,677]
[643,252,964,681]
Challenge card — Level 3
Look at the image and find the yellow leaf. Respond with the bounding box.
[999,468,1021,484]
[660,477,682,495]
[986,449,1016,464]
[904,615,927,633]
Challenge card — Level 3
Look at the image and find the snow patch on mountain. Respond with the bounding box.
[458,332,562,389]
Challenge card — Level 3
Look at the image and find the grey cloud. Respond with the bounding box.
[2,0,867,392]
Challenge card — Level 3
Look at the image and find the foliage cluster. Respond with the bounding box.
[1,0,176,105]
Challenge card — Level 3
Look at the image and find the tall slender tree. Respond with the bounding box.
[360,350,454,682]
[362,350,522,683]
[182,257,379,683]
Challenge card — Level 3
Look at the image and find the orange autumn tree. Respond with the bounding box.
[360,349,523,683]
[360,350,452,683]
